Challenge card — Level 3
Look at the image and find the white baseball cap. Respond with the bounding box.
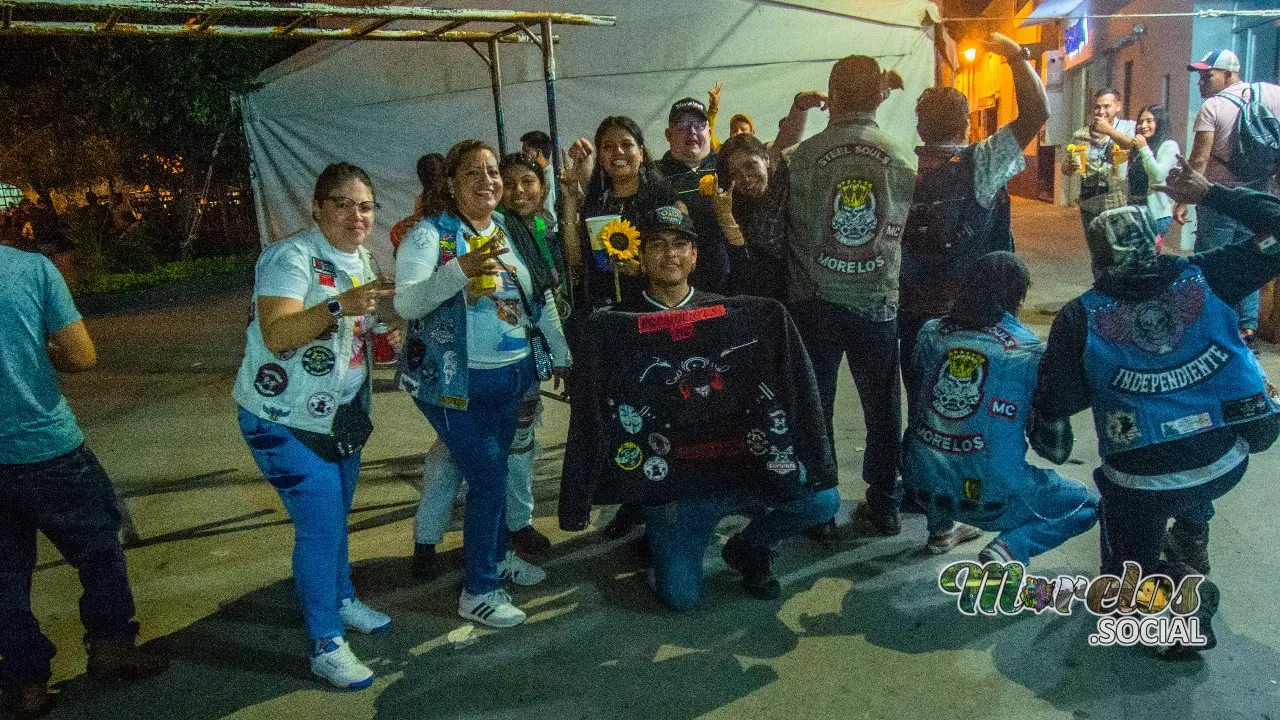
[1187,49,1240,73]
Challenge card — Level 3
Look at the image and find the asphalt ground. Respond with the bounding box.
[26,198,1280,719]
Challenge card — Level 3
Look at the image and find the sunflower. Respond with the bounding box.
[599,218,641,262]
[698,173,719,196]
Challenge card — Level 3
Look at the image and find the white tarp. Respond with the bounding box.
[242,0,941,269]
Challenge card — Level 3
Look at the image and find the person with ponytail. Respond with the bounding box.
[902,251,1098,562]
[783,54,916,539]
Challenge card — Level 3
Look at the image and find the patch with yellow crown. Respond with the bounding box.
[931,347,988,421]
[830,178,877,248]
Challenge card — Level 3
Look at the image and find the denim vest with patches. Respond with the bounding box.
[1082,265,1276,457]
[395,212,519,411]
[905,314,1043,503]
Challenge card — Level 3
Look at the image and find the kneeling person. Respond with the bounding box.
[561,207,839,609]
[904,252,1098,563]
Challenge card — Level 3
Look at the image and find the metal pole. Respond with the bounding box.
[540,17,576,302]
[488,38,507,157]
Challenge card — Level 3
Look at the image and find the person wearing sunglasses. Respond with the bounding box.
[396,140,571,630]
[234,162,397,690]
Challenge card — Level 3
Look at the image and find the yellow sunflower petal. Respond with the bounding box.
[600,219,642,262]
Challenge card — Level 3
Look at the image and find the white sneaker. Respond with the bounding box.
[497,550,546,586]
[458,588,526,628]
[340,597,391,634]
[310,637,374,690]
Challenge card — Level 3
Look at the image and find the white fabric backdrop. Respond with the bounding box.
[242,0,941,273]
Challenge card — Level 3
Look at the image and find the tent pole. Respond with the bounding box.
[487,38,507,156]
[540,17,576,302]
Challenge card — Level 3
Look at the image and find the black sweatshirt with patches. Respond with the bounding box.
[559,293,835,531]
[1034,184,1280,473]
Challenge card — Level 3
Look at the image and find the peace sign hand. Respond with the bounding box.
[456,239,509,278]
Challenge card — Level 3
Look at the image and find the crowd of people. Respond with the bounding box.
[5,34,1280,715]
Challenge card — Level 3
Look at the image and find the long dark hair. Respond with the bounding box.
[948,251,1030,330]
[1128,104,1170,199]
[1137,104,1169,148]
[416,153,447,219]
[585,116,657,209]
[440,139,497,218]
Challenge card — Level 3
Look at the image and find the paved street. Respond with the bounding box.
[30,198,1280,719]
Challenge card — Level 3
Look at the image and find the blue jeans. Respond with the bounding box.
[791,299,903,512]
[414,358,535,595]
[1095,459,1246,576]
[921,468,1098,565]
[644,488,840,611]
[0,445,139,689]
[1197,206,1260,331]
[238,408,361,641]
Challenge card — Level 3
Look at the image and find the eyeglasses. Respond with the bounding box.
[324,196,380,214]
[673,119,709,132]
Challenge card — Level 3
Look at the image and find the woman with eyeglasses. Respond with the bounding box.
[234,162,396,690]
[396,140,570,628]
[408,152,566,580]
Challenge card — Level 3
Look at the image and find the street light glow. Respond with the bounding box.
[963,47,977,62]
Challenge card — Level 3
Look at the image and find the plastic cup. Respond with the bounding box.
[584,214,622,252]
[468,233,503,293]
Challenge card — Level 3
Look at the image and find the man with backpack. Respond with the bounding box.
[1178,49,1280,348]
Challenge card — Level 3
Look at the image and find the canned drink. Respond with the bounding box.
[372,322,398,365]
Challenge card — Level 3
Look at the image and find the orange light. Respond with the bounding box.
[963,47,977,62]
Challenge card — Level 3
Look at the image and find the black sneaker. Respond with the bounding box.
[806,518,840,545]
[1,683,56,719]
[1164,522,1210,575]
[852,501,902,537]
[509,525,552,556]
[1156,578,1219,660]
[721,534,781,600]
[411,543,440,580]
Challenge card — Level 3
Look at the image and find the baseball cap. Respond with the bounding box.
[668,97,709,125]
[1187,49,1240,73]
[638,205,698,243]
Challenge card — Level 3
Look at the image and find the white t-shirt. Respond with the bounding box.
[1194,81,1280,185]
[396,216,570,370]
[257,240,371,402]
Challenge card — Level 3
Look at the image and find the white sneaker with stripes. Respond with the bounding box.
[458,588,526,628]
[497,550,547,586]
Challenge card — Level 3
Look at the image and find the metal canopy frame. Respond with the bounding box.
[1,0,612,240]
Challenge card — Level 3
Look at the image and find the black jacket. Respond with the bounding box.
[559,292,835,530]
[1034,185,1280,473]
[657,152,732,293]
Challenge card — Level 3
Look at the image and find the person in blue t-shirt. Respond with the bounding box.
[0,245,167,718]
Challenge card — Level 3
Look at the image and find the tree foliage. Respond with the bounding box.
[0,35,303,191]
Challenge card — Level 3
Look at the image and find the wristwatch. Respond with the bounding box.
[326,298,343,318]
[1015,46,1032,60]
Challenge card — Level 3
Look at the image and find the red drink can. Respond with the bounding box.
[372,322,397,365]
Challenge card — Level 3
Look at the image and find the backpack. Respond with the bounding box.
[1218,83,1280,183]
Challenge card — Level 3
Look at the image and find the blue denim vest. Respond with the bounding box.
[1082,265,1275,457]
[395,212,515,411]
[905,314,1043,503]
